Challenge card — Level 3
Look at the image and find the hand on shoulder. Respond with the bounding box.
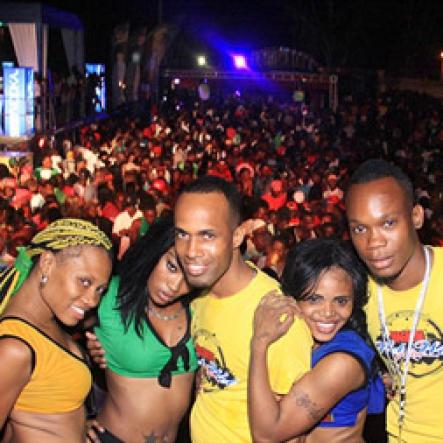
[252,291,298,347]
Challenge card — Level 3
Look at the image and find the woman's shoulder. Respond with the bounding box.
[313,330,374,369]
[97,275,122,323]
[0,319,35,372]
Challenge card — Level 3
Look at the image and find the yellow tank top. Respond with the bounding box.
[0,317,92,413]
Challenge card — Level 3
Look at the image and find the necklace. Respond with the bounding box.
[377,246,431,442]
[146,304,184,321]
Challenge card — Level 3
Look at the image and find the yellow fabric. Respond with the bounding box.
[0,317,92,413]
[190,268,313,443]
[0,267,19,314]
[366,246,443,443]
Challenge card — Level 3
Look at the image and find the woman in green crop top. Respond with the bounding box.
[87,215,198,443]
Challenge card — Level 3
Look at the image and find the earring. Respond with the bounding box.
[40,275,48,285]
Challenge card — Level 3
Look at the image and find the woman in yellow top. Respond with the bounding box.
[0,218,112,443]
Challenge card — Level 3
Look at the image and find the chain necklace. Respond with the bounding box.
[146,304,184,321]
[377,246,431,443]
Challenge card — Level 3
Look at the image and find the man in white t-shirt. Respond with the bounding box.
[112,194,142,259]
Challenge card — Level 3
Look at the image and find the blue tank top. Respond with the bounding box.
[312,329,382,427]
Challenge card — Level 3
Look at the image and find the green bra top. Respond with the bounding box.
[95,276,198,388]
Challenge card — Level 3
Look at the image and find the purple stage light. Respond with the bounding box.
[233,54,247,69]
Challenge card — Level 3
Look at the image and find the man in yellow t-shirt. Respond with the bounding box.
[346,159,443,443]
[175,176,312,442]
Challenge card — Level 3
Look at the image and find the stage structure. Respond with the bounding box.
[4,66,34,137]
[161,68,333,110]
[0,2,84,137]
[85,63,106,112]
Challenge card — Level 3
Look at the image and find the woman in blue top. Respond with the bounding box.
[87,215,198,443]
[249,238,383,443]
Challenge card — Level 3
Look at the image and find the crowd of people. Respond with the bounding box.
[0,85,442,443]
[1,88,442,272]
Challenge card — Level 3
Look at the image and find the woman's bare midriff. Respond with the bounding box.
[303,408,367,443]
[98,370,194,443]
[6,406,86,443]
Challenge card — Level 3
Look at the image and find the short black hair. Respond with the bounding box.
[179,175,243,226]
[347,159,414,207]
[282,238,369,343]
[139,193,156,211]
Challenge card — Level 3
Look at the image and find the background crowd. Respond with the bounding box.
[1,88,442,274]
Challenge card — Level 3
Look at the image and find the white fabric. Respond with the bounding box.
[112,210,142,235]
[78,147,100,174]
[61,28,84,73]
[30,193,45,212]
[9,23,38,71]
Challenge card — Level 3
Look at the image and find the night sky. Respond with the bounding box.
[3,0,443,75]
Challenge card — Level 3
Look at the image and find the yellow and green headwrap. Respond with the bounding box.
[0,218,112,314]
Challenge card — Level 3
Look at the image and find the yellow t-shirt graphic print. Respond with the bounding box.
[194,329,237,391]
[366,247,443,443]
[191,267,313,443]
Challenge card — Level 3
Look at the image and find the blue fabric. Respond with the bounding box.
[367,373,386,414]
[312,329,385,428]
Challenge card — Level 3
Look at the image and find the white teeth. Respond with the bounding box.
[316,322,336,332]
[186,265,206,275]
[71,306,85,315]
[188,265,204,271]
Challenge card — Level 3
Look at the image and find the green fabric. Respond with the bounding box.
[138,218,150,239]
[12,247,33,295]
[95,276,198,381]
[54,188,66,204]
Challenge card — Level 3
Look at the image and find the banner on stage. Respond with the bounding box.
[4,67,34,137]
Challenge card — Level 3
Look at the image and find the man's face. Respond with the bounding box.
[346,177,423,285]
[143,209,157,225]
[252,228,271,253]
[174,192,237,292]
[42,156,52,168]
[327,176,338,188]
[255,206,268,222]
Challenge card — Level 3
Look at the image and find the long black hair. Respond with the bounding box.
[281,238,370,344]
[117,214,178,337]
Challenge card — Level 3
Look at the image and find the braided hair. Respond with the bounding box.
[0,218,112,313]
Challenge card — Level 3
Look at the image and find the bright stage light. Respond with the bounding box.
[197,55,207,67]
[233,54,247,69]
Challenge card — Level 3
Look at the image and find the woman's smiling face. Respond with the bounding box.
[298,267,354,346]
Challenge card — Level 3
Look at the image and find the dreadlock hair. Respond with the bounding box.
[117,214,188,337]
[281,238,370,345]
[347,158,414,209]
[0,218,113,314]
